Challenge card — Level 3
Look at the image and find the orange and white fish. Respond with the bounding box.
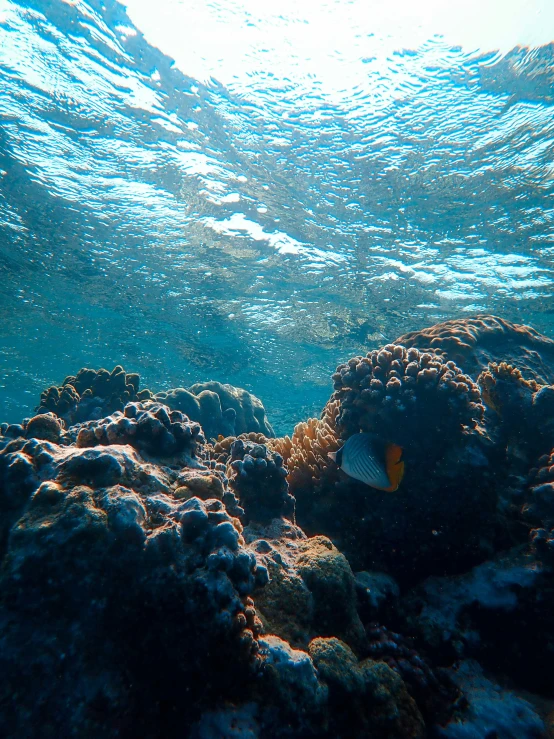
[328,433,404,492]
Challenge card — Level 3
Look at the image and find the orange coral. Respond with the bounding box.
[271,400,341,495]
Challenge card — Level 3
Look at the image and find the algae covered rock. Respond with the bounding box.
[308,637,426,738]
[246,523,366,653]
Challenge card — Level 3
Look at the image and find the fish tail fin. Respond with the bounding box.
[384,443,404,492]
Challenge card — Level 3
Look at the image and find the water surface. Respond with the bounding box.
[1,0,553,432]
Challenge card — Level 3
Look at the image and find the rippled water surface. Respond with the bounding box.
[1,0,554,431]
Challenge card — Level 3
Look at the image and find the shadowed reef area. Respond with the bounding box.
[1,315,554,737]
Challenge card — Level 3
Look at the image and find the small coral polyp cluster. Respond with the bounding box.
[2,314,554,738]
[331,344,484,449]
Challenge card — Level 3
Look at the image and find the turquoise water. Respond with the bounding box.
[1,0,554,433]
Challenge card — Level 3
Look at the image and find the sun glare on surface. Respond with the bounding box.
[122,0,554,90]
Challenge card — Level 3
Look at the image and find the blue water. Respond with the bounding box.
[1,0,554,434]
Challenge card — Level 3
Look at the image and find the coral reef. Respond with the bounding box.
[37,367,275,444]
[307,637,426,738]
[436,660,545,738]
[156,381,274,440]
[5,313,554,737]
[0,433,267,736]
[364,623,462,725]
[25,412,64,442]
[289,345,495,582]
[244,522,366,652]
[478,361,554,459]
[523,450,554,566]
[395,314,554,386]
[37,365,153,425]
[400,545,554,695]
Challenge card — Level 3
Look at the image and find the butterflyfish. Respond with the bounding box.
[328,433,404,492]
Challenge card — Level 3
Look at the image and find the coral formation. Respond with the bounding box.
[288,345,495,582]
[271,399,341,497]
[330,344,484,449]
[73,401,204,461]
[37,365,153,425]
[25,412,64,442]
[364,623,462,725]
[156,381,274,440]
[228,438,294,524]
[523,450,554,566]
[245,523,366,652]
[0,435,266,736]
[395,314,554,385]
[308,637,426,738]
[478,361,554,457]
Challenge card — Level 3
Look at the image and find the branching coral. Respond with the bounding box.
[271,400,341,496]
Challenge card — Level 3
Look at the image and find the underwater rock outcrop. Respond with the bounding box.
[4,314,554,737]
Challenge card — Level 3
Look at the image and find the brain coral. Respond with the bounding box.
[331,344,484,451]
[395,315,554,386]
[37,365,153,425]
